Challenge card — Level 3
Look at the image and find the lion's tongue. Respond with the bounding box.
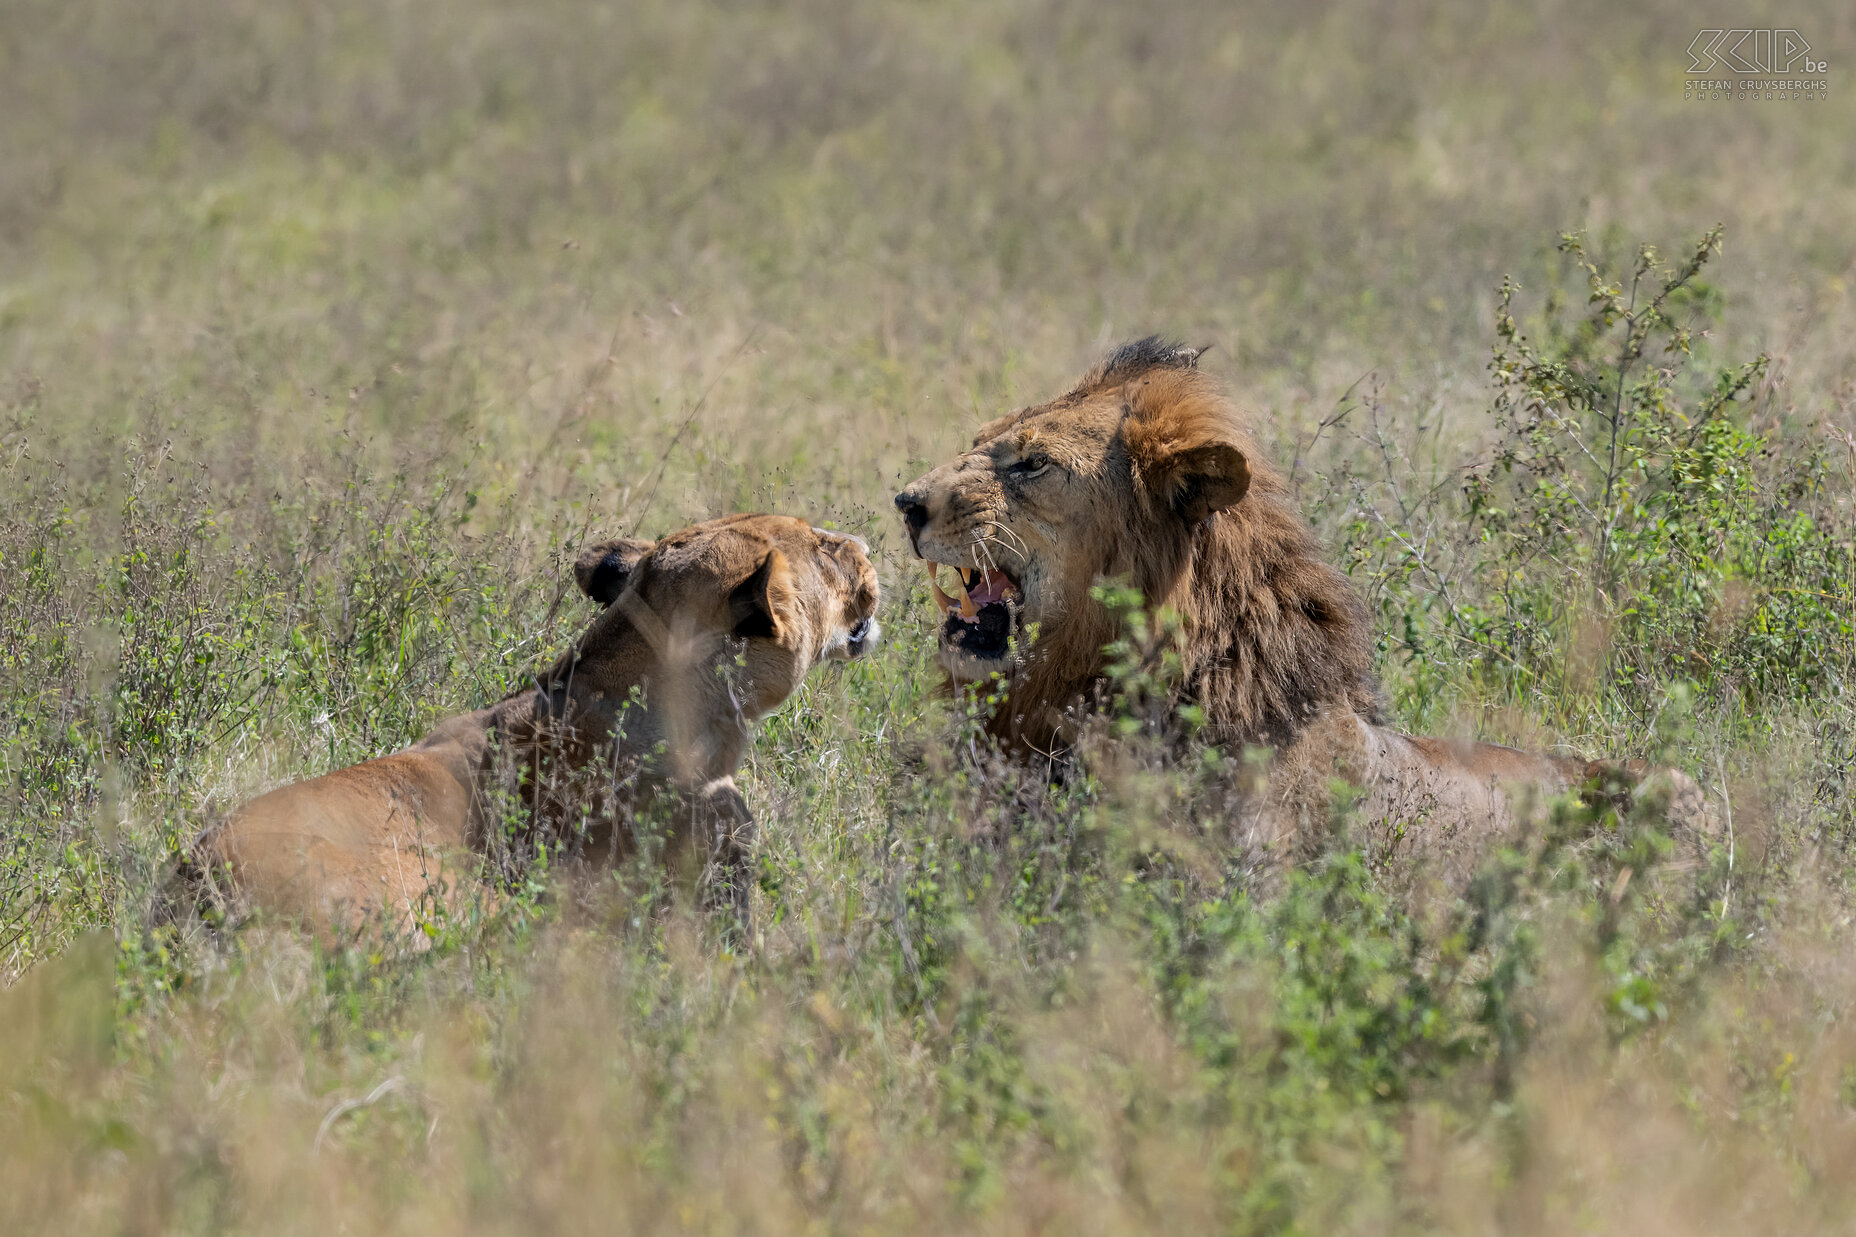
[967,569,1014,607]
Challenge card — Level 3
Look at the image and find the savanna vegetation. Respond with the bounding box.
[2,0,1854,1231]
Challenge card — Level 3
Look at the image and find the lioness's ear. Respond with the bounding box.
[1154,442,1250,524]
[728,549,794,640]
[574,537,655,606]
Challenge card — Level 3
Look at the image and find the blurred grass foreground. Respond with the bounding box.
[3,0,1856,1232]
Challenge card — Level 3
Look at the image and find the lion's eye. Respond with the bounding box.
[1008,455,1051,480]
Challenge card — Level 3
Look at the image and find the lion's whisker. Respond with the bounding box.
[967,524,1017,567]
[980,521,1029,563]
[973,537,1000,577]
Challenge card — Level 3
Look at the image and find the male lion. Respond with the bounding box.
[195,514,880,935]
[894,338,1705,878]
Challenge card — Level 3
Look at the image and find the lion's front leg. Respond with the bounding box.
[679,776,756,938]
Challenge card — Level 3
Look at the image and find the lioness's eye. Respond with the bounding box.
[1008,455,1051,480]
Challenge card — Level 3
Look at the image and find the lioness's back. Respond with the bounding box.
[204,736,484,929]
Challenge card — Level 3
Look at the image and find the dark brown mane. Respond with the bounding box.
[1076,334,1211,390]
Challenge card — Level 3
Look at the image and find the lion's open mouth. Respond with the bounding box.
[925,562,1022,665]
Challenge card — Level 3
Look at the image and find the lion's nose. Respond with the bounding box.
[893,490,930,541]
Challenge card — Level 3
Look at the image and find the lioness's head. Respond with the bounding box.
[538,514,880,778]
[894,337,1376,752]
[894,338,1248,683]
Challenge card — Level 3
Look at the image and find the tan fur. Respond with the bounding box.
[196,515,880,935]
[895,339,1711,873]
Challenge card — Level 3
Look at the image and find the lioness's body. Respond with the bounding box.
[208,709,500,927]
[199,515,880,934]
[894,339,1707,877]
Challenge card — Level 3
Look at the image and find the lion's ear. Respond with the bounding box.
[1154,442,1251,524]
[574,537,656,606]
[728,549,794,641]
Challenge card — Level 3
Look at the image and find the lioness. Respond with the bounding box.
[196,514,880,934]
[894,338,1705,878]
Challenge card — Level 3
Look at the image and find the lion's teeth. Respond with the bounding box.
[926,561,1011,622]
[925,562,953,615]
[924,561,985,623]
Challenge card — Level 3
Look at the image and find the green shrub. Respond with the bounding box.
[1460,227,1852,717]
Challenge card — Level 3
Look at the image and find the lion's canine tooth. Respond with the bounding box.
[928,561,977,618]
[952,568,979,619]
[924,561,982,621]
[925,562,954,615]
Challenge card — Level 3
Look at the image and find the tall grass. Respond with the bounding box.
[2,0,1855,1231]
